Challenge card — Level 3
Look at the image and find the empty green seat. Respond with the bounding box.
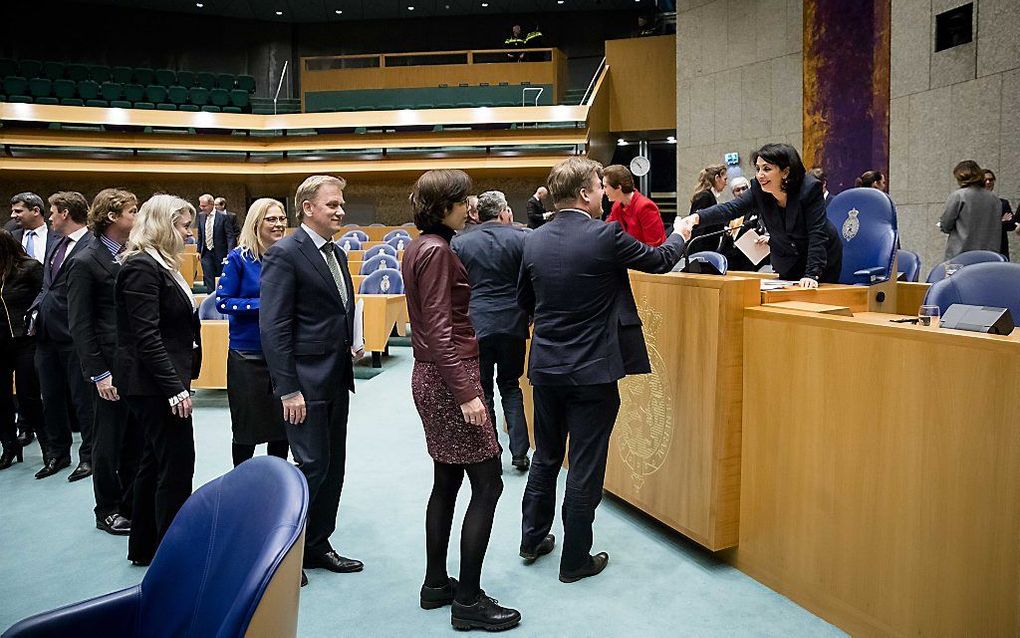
[89,65,111,82]
[122,83,145,102]
[155,69,176,86]
[215,73,235,90]
[209,88,230,107]
[4,76,29,98]
[66,64,90,82]
[237,75,255,93]
[28,77,52,97]
[53,79,76,99]
[42,61,64,80]
[133,68,154,86]
[156,103,177,111]
[61,97,84,107]
[111,66,133,84]
[167,85,189,105]
[229,89,249,110]
[134,101,155,110]
[0,59,17,78]
[19,60,42,78]
[179,103,199,112]
[189,86,210,106]
[146,85,167,103]
[222,105,241,114]
[100,82,122,101]
[200,105,221,113]
[6,95,32,103]
[177,70,195,87]
[77,80,99,100]
[437,102,455,109]
[195,72,216,88]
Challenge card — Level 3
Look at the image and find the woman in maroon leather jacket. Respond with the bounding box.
[402,170,520,632]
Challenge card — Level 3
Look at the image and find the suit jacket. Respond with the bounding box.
[196,211,238,261]
[31,231,92,343]
[67,239,121,381]
[526,196,548,229]
[260,227,355,401]
[114,253,202,398]
[939,186,1002,260]
[518,209,685,386]
[998,198,1014,259]
[689,189,725,241]
[697,175,842,281]
[451,221,530,342]
[1,259,43,337]
[11,225,61,264]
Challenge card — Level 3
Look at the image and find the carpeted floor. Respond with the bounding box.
[0,345,844,637]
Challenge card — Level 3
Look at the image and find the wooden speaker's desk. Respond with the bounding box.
[193,320,228,390]
[355,293,407,356]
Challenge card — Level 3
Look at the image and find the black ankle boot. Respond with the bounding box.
[420,576,458,609]
[0,441,23,470]
[451,591,521,631]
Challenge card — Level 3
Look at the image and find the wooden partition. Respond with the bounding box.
[605,35,677,132]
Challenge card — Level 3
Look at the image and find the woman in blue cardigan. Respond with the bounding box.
[216,198,290,466]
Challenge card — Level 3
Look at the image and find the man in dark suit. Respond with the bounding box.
[452,190,531,471]
[517,157,689,583]
[195,193,237,292]
[30,191,95,480]
[260,175,363,586]
[526,186,552,229]
[67,188,142,535]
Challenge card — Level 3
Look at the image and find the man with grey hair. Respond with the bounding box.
[195,193,237,292]
[10,192,59,263]
[452,190,531,471]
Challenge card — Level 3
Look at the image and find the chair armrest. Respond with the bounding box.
[3,586,141,637]
[853,266,889,285]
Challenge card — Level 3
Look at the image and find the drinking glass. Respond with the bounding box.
[943,263,962,279]
[918,305,941,327]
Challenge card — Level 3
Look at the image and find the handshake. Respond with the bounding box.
[672,214,698,242]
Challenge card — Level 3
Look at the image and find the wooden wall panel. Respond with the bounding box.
[605,35,676,132]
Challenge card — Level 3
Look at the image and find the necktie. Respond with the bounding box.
[24,230,36,259]
[205,213,215,250]
[51,236,70,276]
[321,243,349,307]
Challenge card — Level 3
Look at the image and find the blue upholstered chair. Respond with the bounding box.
[383,229,411,242]
[922,262,1020,320]
[896,249,921,282]
[361,254,399,274]
[925,250,1006,283]
[3,457,309,638]
[359,268,404,294]
[364,244,398,260]
[336,236,361,252]
[198,294,226,320]
[683,250,728,275]
[386,235,411,252]
[826,188,898,285]
[342,229,369,242]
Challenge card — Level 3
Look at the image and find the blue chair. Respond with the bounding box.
[383,229,411,242]
[896,249,921,282]
[401,222,417,227]
[361,254,399,274]
[3,457,308,638]
[922,262,1020,320]
[386,235,411,252]
[364,244,398,260]
[925,250,1006,283]
[342,229,369,242]
[826,188,898,285]
[336,236,361,252]
[198,294,226,320]
[359,268,404,294]
[684,251,728,275]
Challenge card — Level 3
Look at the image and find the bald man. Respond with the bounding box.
[195,193,237,292]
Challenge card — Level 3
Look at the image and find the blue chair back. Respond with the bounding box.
[925,250,1006,283]
[687,250,728,275]
[826,187,898,284]
[342,229,369,242]
[922,262,1020,320]
[383,229,411,242]
[199,294,226,320]
[361,254,399,274]
[359,268,404,294]
[896,249,921,282]
[386,235,411,252]
[336,236,361,252]
[364,244,398,260]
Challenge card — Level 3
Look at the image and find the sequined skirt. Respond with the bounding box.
[411,358,500,465]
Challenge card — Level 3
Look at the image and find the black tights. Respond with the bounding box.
[231,440,289,468]
[424,456,503,604]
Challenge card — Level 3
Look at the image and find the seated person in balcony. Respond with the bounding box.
[505,24,526,62]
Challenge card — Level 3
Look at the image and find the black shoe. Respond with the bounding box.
[420,577,458,610]
[559,552,609,583]
[511,456,530,472]
[303,550,363,573]
[301,570,308,587]
[16,431,34,447]
[519,534,555,564]
[68,461,93,482]
[35,457,71,479]
[451,591,521,632]
[97,514,131,536]
[0,442,23,470]
[130,558,151,567]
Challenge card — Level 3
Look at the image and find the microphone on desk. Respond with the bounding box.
[677,217,758,274]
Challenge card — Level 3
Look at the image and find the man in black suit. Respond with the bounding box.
[260,175,363,585]
[517,157,689,583]
[195,193,237,292]
[526,186,552,229]
[452,190,531,471]
[30,191,95,480]
[67,188,142,535]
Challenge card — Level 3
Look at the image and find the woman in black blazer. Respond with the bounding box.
[688,163,728,241]
[686,143,842,287]
[115,194,202,565]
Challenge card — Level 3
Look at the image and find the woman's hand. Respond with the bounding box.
[172,396,193,419]
[754,233,770,245]
[798,277,819,289]
[460,397,487,426]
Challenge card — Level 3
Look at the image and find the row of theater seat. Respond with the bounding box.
[0,78,251,112]
[318,98,530,112]
[0,59,255,92]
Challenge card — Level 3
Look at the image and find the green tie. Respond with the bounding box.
[321,243,349,307]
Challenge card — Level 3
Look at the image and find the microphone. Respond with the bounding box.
[678,216,757,267]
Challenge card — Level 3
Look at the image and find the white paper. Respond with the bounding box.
[734,229,771,266]
[352,297,365,353]
[759,279,799,291]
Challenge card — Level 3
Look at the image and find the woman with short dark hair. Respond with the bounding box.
[402,169,520,632]
[940,160,1002,259]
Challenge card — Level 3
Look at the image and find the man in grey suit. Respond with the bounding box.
[260,175,363,587]
[452,190,531,471]
[195,193,237,292]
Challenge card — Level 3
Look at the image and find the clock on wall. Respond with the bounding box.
[629,155,651,177]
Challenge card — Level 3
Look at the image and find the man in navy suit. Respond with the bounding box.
[195,193,237,292]
[260,175,363,586]
[517,157,689,583]
[10,192,60,264]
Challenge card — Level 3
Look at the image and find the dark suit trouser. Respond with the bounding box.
[92,392,143,520]
[126,396,195,562]
[200,251,224,293]
[34,341,94,463]
[284,391,349,556]
[0,336,42,443]
[521,382,620,572]
[478,334,529,460]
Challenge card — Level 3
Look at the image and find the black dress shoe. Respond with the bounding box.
[420,576,458,610]
[0,442,23,470]
[303,550,363,573]
[130,559,151,567]
[68,461,93,482]
[35,457,71,479]
[97,514,132,536]
[559,552,609,583]
[511,456,530,471]
[301,570,308,587]
[519,534,555,564]
[451,591,521,632]
[16,431,34,447]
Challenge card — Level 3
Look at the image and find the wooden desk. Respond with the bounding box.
[356,294,407,365]
[895,281,930,316]
[181,253,202,286]
[193,320,228,390]
[760,283,869,312]
[732,306,1020,636]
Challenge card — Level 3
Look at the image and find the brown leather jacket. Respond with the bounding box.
[402,228,480,405]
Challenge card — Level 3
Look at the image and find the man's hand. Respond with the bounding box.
[673,215,694,242]
[352,346,365,362]
[172,396,193,419]
[96,376,119,402]
[1003,211,1013,223]
[282,392,307,425]
[459,397,487,426]
[798,277,819,289]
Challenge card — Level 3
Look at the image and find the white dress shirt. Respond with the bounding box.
[21,224,48,263]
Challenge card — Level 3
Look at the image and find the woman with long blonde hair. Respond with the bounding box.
[215,198,290,467]
[689,163,729,240]
[115,194,202,565]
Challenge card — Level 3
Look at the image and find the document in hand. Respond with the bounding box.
[734,229,771,266]
[353,297,365,353]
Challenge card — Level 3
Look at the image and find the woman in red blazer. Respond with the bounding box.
[603,164,666,246]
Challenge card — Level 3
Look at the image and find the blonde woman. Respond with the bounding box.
[216,198,289,467]
[114,194,202,566]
